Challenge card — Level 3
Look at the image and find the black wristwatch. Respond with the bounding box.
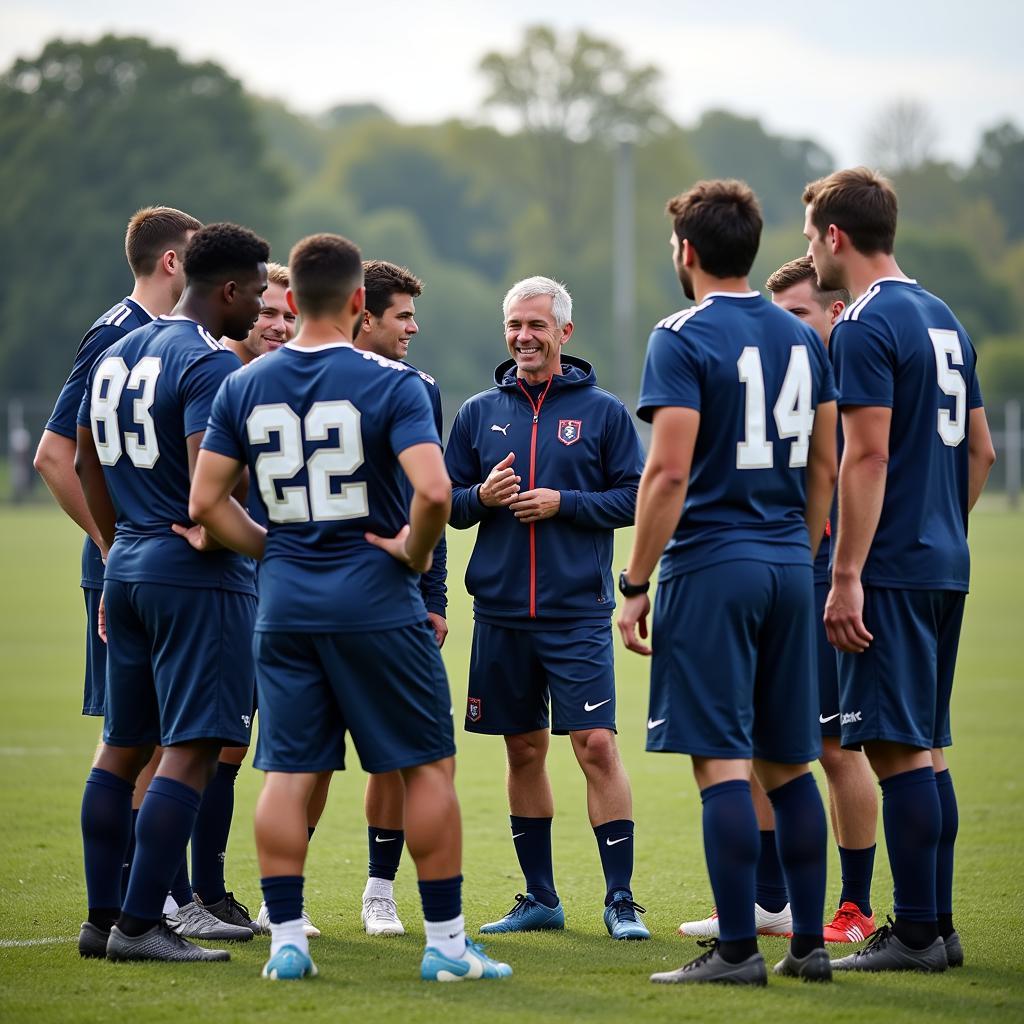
[618,571,650,597]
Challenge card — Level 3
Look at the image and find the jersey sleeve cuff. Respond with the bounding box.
[557,489,579,520]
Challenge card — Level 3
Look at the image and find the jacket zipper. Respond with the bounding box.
[517,378,553,618]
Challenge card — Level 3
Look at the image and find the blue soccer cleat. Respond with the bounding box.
[479,892,565,933]
[261,944,318,980]
[421,938,513,981]
[603,890,650,940]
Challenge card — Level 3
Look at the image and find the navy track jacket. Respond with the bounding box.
[445,356,644,626]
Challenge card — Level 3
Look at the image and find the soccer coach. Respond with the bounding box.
[444,276,649,940]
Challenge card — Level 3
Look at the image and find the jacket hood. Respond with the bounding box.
[493,354,596,390]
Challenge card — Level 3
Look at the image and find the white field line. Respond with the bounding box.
[0,936,75,948]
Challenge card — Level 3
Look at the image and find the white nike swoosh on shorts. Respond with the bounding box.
[584,699,612,712]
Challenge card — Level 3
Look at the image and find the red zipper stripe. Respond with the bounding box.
[517,378,553,618]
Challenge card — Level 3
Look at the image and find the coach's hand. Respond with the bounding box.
[97,592,107,645]
[171,522,220,552]
[479,452,521,507]
[427,612,449,648]
[824,574,873,653]
[618,593,652,656]
[509,487,560,522]
[365,525,434,575]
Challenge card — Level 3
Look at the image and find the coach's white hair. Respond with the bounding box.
[502,276,572,329]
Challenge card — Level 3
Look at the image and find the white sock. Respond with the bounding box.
[364,877,394,901]
[270,917,309,957]
[162,893,178,916]
[424,914,465,959]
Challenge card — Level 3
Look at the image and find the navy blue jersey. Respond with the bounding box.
[637,292,837,580]
[201,341,441,632]
[76,315,253,594]
[831,278,983,591]
[46,297,153,589]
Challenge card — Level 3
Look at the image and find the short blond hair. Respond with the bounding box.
[266,261,289,288]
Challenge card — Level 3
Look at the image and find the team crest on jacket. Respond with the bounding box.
[467,697,482,723]
[557,419,582,446]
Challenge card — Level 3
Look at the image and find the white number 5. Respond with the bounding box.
[929,328,966,447]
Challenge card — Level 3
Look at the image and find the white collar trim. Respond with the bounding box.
[702,290,760,300]
[283,339,354,353]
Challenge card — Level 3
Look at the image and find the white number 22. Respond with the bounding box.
[736,345,814,469]
[247,401,368,523]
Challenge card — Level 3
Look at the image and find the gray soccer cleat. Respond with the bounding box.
[944,931,964,968]
[830,922,947,973]
[78,922,109,959]
[773,945,833,981]
[650,940,767,986]
[200,892,259,935]
[106,922,230,962]
[166,900,254,942]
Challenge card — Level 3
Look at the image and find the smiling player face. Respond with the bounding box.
[504,294,572,384]
[362,292,418,361]
[242,281,297,359]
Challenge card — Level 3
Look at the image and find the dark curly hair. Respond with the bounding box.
[363,260,423,318]
[184,222,270,283]
[666,179,762,278]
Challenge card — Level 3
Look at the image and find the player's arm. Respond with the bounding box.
[74,425,115,555]
[368,443,451,573]
[35,428,106,550]
[967,406,996,511]
[805,399,838,559]
[618,406,699,655]
[187,441,266,560]
[825,405,891,653]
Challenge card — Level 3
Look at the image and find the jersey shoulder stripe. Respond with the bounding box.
[655,298,715,333]
[842,285,882,322]
[103,304,130,326]
[358,349,414,373]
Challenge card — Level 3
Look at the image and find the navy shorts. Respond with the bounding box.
[815,581,841,737]
[82,587,106,717]
[253,622,455,774]
[466,621,616,735]
[838,587,965,751]
[647,561,820,764]
[103,580,256,748]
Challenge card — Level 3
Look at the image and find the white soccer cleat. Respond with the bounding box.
[678,903,793,938]
[362,895,405,936]
[255,902,321,939]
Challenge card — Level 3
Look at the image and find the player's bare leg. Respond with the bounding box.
[362,770,407,935]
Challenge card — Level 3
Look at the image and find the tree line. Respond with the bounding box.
[2,31,1022,425]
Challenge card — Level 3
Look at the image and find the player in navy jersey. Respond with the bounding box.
[74,223,270,963]
[189,233,511,983]
[619,180,838,985]
[33,206,202,945]
[802,168,996,972]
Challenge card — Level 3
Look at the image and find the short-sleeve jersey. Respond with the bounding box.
[77,315,253,594]
[830,278,983,591]
[47,297,153,589]
[201,341,441,632]
[637,291,837,581]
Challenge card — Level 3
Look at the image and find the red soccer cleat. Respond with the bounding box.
[824,901,876,943]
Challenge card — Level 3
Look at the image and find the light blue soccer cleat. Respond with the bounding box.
[479,892,565,933]
[603,890,650,940]
[261,944,318,980]
[421,938,513,981]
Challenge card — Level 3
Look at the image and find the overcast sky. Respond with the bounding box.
[3,0,1021,167]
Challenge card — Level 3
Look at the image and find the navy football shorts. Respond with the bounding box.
[82,586,106,717]
[815,581,841,737]
[838,586,965,751]
[647,561,820,764]
[253,622,455,774]
[465,621,617,735]
[102,580,256,748]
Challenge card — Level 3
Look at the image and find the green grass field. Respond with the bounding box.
[1,506,1021,1022]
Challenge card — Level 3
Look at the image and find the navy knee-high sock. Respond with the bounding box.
[120,776,202,932]
[880,766,941,948]
[191,761,240,904]
[935,769,958,937]
[81,768,133,929]
[169,856,193,908]
[368,826,404,881]
[594,819,635,901]
[838,844,876,917]
[755,830,789,913]
[121,808,139,906]
[768,772,828,954]
[701,780,759,960]
[510,816,558,908]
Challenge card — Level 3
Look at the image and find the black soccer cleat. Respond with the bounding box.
[106,921,230,962]
[200,892,259,935]
[830,920,947,973]
[650,939,767,986]
[944,930,964,968]
[78,921,110,959]
[773,945,832,981]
